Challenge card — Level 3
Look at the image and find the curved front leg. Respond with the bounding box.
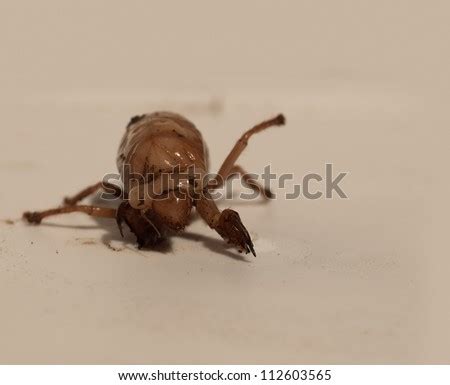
[195,192,255,256]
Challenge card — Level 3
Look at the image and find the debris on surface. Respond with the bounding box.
[105,241,125,252]
[75,237,97,245]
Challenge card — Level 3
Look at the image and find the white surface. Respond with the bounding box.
[0,1,448,364]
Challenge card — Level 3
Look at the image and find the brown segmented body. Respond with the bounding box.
[117,111,209,194]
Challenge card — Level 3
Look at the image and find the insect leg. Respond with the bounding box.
[208,114,285,190]
[211,164,273,199]
[23,205,116,224]
[195,191,255,256]
[63,182,122,206]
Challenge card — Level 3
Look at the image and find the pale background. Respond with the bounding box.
[0,1,448,363]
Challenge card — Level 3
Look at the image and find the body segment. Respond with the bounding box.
[117,111,208,193]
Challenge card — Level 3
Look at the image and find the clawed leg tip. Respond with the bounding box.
[246,242,256,257]
[217,209,256,258]
[275,114,286,126]
[23,212,42,224]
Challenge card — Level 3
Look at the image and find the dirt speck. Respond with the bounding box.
[106,242,124,252]
[75,237,97,245]
[2,219,15,225]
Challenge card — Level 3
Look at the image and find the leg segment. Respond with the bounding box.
[214,164,274,199]
[210,114,285,188]
[195,192,255,256]
[63,182,122,206]
[23,205,116,224]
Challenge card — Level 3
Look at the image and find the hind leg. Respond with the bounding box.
[207,114,284,198]
[212,164,273,199]
[210,114,284,185]
[23,205,116,224]
[63,181,122,206]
